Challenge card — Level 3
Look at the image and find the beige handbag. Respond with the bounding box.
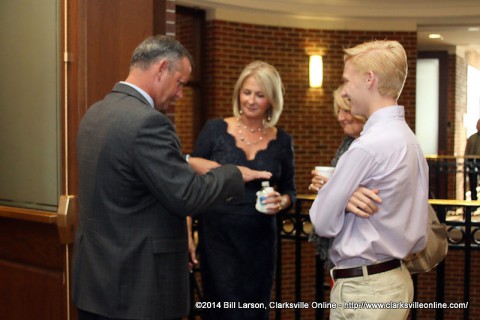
[403,204,448,274]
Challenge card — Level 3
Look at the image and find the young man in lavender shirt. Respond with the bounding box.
[309,40,429,320]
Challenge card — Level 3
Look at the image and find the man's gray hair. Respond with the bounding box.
[130,35,193,71]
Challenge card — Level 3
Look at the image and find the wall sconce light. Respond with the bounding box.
[309,55,323,88]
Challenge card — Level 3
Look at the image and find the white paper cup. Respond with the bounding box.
[315,166,335,178]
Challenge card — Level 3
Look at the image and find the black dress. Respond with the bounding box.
[192,119,296,320]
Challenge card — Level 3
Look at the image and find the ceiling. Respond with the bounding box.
[178,0,480,53]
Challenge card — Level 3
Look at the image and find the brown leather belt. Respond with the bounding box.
[332,259,401,280]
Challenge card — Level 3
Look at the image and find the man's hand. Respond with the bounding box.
[188,157,221,175]
[188,157,271,182]
[237,166,272,182]
[346,187,382,218]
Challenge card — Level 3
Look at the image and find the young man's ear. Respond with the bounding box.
[365,71,375,89]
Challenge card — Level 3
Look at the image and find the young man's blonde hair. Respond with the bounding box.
[232,61,284,127]
[344,40,407,100]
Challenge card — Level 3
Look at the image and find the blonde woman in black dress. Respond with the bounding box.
[190,61,296,320]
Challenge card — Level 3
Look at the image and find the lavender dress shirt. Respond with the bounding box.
[309,105,429,269]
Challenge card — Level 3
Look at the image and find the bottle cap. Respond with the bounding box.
[261,181,270,188]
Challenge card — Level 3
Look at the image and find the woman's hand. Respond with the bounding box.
[308,169,330,192]
[262,191,290,215]
[186,217,198,270]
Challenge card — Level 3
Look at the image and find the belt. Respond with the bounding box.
[332,259,401,280]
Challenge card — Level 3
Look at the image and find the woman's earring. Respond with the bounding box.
[239,109,243,115]
[267,109,272,122]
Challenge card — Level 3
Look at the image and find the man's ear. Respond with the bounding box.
[365,71,376,89]
[155,59,169,75]
[153,60,169,83]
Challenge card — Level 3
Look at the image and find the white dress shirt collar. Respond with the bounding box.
[120,81,154,108]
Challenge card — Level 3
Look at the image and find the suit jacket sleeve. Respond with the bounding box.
[133,112,243,217]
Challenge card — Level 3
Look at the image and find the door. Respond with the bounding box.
[0,198,75,320]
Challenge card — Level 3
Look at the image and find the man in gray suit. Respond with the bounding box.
[73,35,271,320]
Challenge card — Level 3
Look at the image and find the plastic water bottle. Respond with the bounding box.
[255,181,273,213]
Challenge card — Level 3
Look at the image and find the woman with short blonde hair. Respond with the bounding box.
[232,60,284,127]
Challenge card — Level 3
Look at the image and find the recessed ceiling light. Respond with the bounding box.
[428,33,443,39]
[468,27,480,32]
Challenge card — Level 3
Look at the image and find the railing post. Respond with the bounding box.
[435,204,447,320]
[463,206,472,320]
[294,200,302,320]
[275,216,283,320]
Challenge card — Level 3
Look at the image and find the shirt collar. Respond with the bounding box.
[362,105,405,135]
[120,81,154,108]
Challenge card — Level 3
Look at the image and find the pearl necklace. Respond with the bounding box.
[237,118,267,145]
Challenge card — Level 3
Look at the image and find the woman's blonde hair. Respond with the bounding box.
[232,61,284,127]
[344,40,407,100]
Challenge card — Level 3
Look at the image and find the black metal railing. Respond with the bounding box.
[427,155,480,200]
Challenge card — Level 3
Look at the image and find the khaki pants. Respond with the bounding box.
[329,263,413,320]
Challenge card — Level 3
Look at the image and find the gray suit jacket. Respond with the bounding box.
[73,83,243,319]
